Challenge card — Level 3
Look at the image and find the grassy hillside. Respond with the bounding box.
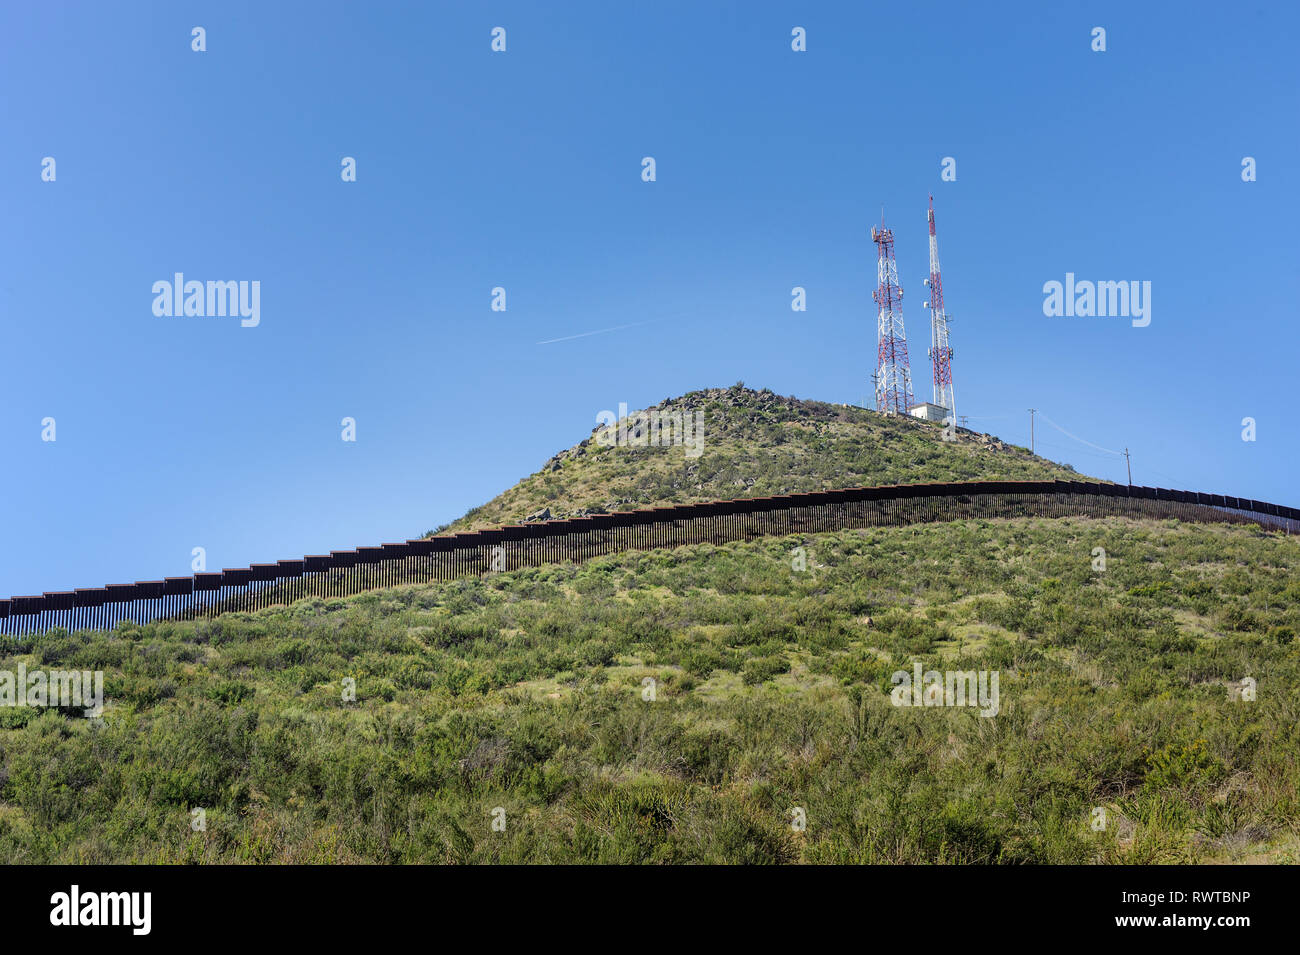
[2,384,1289,865]
[3,515,1297,864]
[432,384,1093,533]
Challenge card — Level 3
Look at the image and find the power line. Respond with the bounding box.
[1036,412,1123,457]
[1031,438,1124,463]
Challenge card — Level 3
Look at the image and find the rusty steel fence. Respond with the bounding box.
[2,480,1297,638]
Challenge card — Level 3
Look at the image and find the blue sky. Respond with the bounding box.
[2,1,1297,597]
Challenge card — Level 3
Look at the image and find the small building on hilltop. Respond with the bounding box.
[908,402,950,424]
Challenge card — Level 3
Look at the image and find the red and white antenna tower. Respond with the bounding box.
[872,215,914,414]
[923,195,955,418]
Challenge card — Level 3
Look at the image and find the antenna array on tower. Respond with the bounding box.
[924,195,956,419]
[869,199,958,424]
[872,219,914,415]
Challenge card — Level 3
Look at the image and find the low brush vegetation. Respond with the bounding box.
[3,516,1297,864]
[434,385,1090,532]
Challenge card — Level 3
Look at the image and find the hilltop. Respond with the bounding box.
[433,383,1092,533]
[2,385,1295,866]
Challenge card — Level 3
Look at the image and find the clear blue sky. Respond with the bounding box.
[2,1,1297,597]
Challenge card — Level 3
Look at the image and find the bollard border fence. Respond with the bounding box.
[2,479,1297,637]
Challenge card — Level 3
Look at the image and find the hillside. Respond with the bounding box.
[2,385,1295,866]
[2,516,1296,863]
[432,384,1093,533]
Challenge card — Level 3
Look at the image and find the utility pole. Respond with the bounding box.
[1124,447,1132,485]
[1028,408,1036,454]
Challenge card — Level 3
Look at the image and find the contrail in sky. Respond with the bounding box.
[536,321,650,345]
